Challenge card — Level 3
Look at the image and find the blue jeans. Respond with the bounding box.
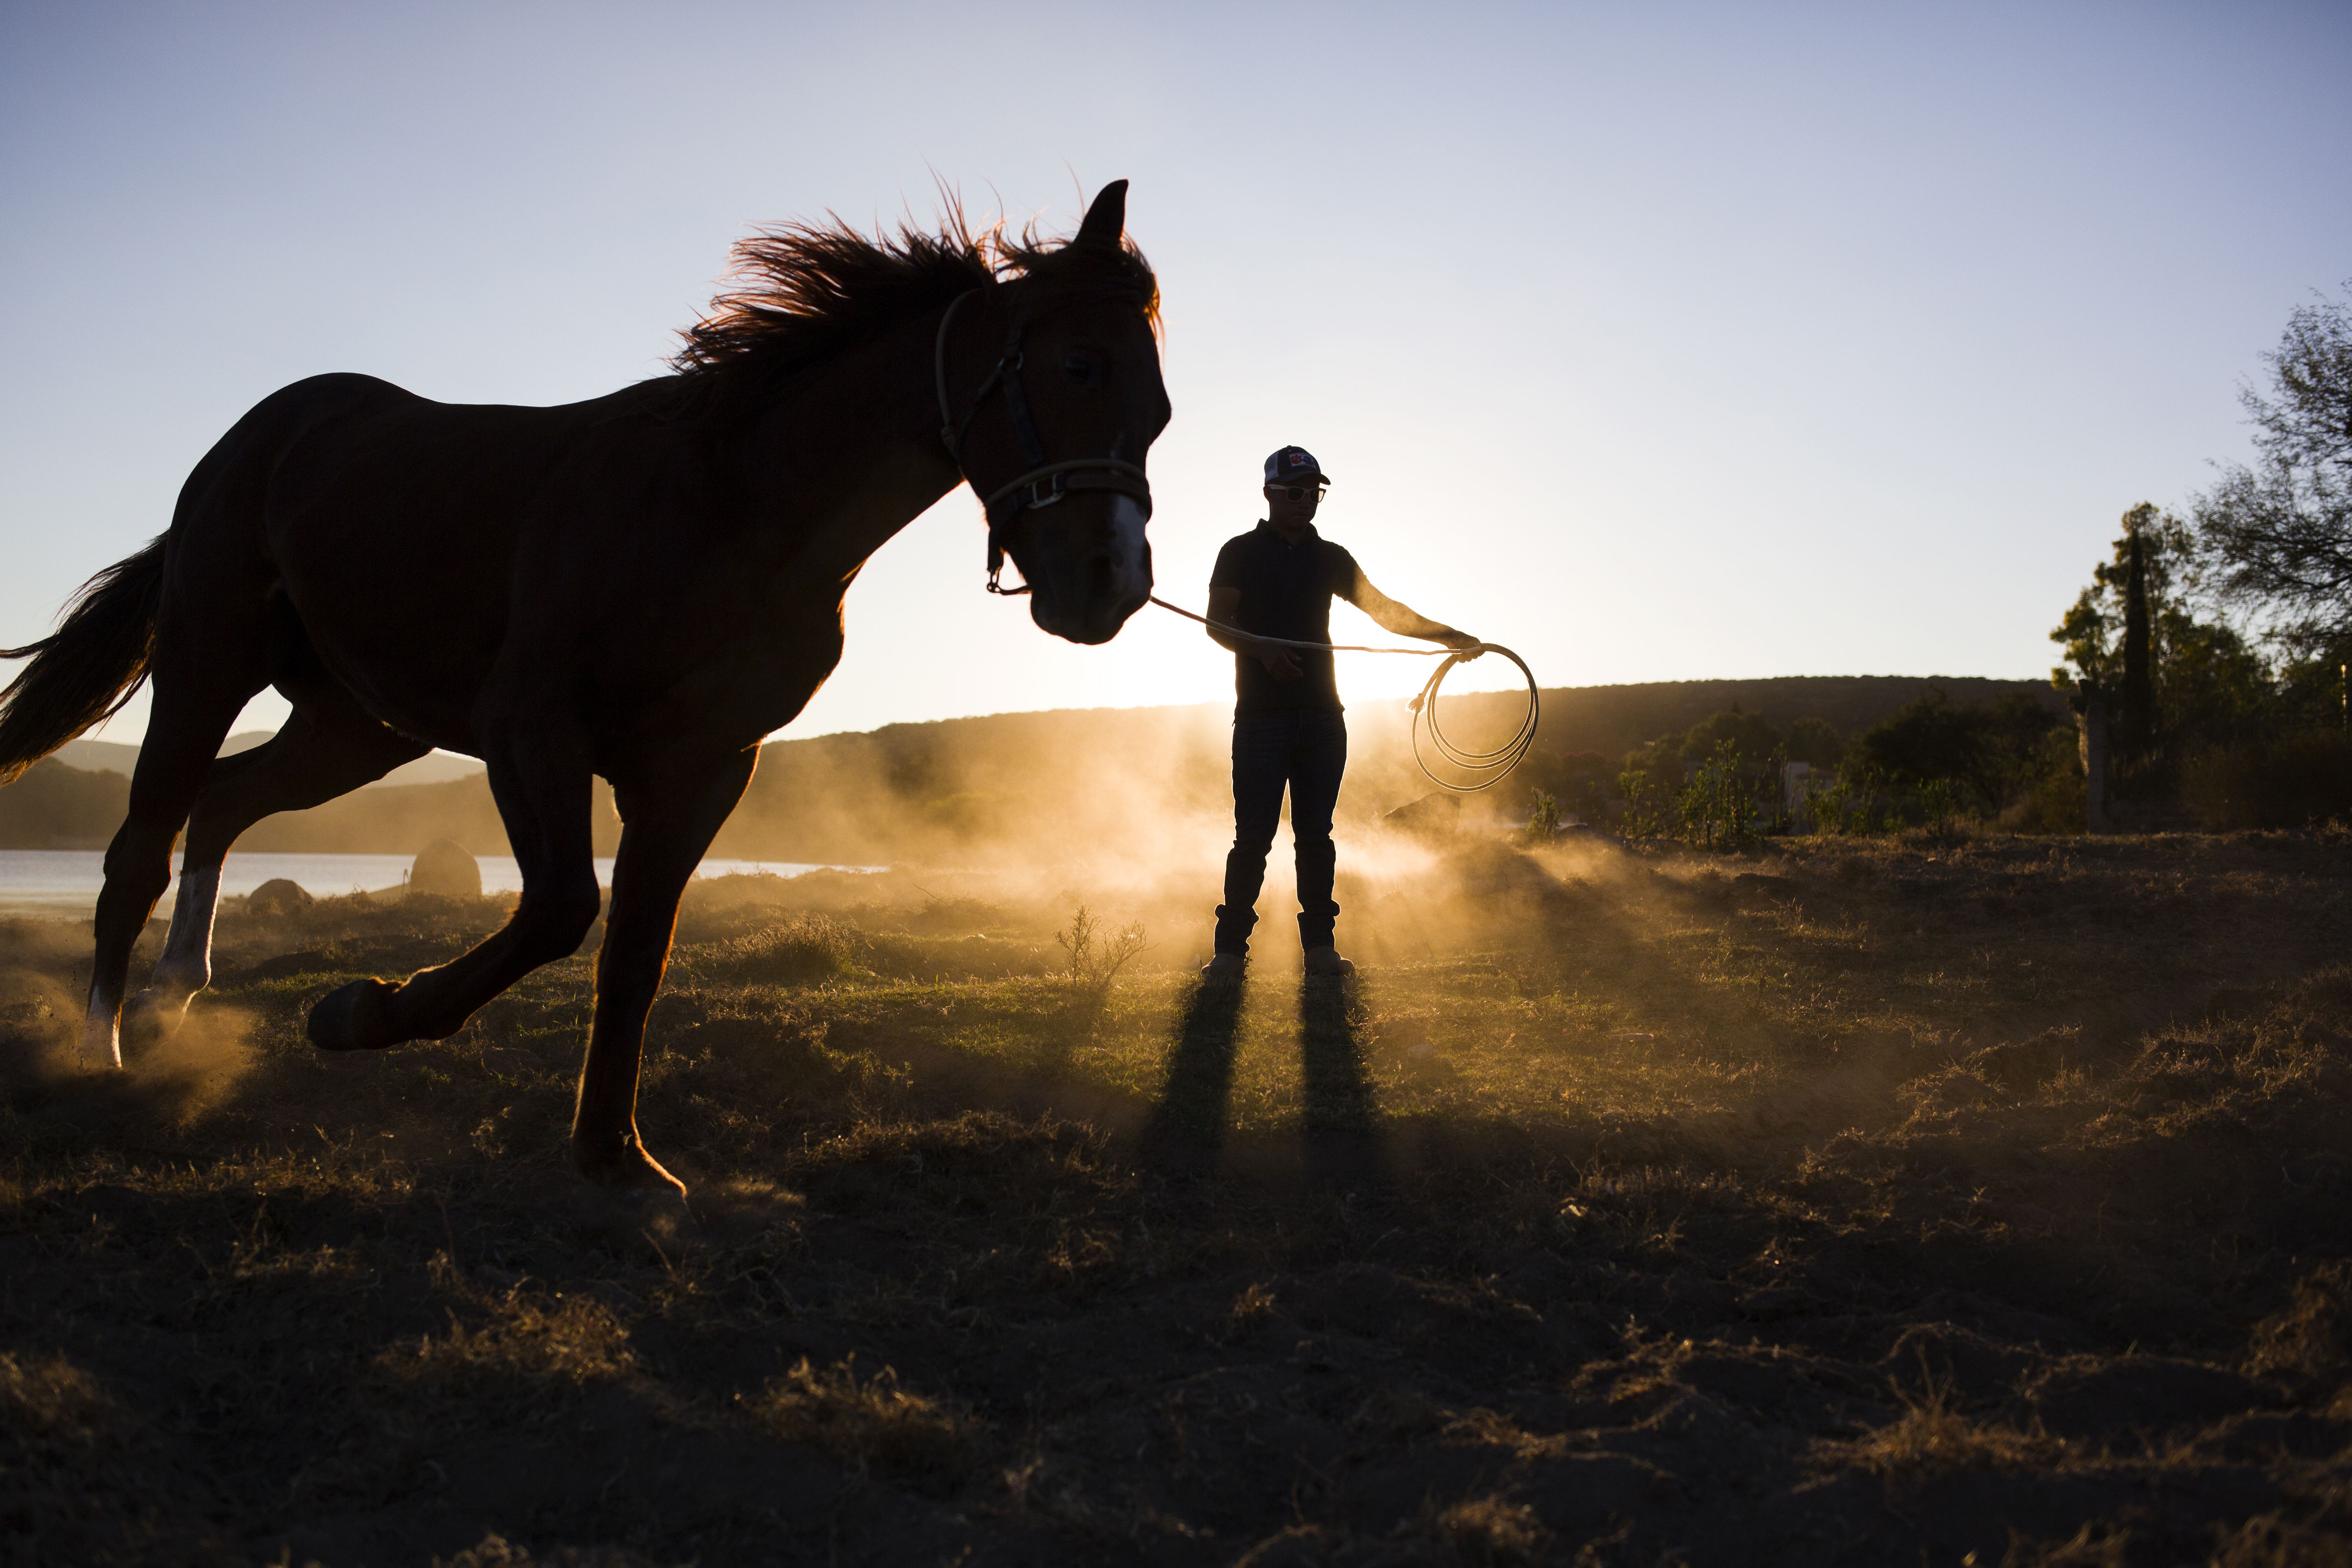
[1215,709,1347,954]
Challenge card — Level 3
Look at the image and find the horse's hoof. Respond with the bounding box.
[78,1015,123,1071]
[574,1134,691,1208]
[306,978,402,1052]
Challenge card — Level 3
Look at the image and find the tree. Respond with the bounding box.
[2121,514,2154,760]
[2053,505,2192,695]
[2052,510,2272,762]
[2193,280,2352,657]
[1786,717,1845,767]
[1679,705,1780,766]
[1851,688,2062,816]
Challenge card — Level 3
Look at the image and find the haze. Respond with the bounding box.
[3,1,2346,750]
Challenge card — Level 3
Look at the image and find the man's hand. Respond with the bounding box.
[1254,639,1304,680]
[1439,630,1485,661]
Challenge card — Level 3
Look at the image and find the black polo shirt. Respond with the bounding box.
[1209,522,1363,715]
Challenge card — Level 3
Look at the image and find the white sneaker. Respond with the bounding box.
[1200,952,1246,982]
[1304,947,1355,978]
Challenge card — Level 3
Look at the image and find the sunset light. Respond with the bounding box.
[3,6,2349,1563]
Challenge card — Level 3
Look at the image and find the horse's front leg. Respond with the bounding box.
[570,747,758,1200]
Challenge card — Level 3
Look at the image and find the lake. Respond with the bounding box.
[0,851,881,915]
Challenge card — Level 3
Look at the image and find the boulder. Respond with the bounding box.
[1382,791,1463,839]
[246,878,313,917]
[409,839,482,899]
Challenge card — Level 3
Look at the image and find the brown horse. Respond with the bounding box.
[0,181,1166,1200]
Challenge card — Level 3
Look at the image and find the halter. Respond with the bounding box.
[933,289,1153,595]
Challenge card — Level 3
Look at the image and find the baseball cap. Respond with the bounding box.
[1263,445,1331,486]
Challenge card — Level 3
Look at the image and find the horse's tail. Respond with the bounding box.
[0,537,167,786]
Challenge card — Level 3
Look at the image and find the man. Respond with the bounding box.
[1200,446,1480,981]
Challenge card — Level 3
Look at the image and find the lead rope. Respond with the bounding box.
[1147,594,1538,794]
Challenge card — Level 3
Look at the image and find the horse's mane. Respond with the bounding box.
[669,198,1158,408]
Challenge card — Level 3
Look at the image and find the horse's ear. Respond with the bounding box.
[1076,180,1128,249]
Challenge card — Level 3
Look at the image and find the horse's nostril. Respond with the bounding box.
[1086,554,1117,600]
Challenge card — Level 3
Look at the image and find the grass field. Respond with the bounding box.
[4,830,2352,1566]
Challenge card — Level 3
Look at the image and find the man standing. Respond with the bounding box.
[1200,446,1480,981]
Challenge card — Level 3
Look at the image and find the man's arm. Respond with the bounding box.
[1342,564,1483,654]
[1206,585,1302,680]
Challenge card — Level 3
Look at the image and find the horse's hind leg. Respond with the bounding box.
[131,675,427,1031]
[307,728,602,1052]
[87,653,269,1066]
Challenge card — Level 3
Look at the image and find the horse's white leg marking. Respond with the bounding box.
[82,990,122,1069]
[137,863,220,1023]
[1109,494,1151,601]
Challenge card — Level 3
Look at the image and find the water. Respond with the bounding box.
[0,850,881,915]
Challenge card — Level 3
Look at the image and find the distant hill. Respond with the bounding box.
[1473,673,2064,761]
[2,675,2056,858]
[54,732,485,789]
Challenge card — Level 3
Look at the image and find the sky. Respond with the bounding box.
[3,1,2348,749]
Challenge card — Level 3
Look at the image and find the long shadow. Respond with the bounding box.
[1298,976,1385,1197]
[1138,978,1245,1167]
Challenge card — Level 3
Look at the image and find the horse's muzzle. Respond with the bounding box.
[1031,495,1152,644]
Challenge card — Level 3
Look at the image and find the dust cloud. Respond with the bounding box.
[0,953,257,1128]
[699,695,1548,966]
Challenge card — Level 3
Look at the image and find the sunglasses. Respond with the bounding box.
[1268,483,1328,502]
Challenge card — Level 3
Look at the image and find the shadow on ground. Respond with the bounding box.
[3,831,2352,1564]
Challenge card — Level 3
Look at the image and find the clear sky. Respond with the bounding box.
[3,1,2347,748]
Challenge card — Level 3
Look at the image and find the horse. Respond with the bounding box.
[0,180,1167,1201]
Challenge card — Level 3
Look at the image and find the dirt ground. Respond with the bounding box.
[4,830,2352,1567]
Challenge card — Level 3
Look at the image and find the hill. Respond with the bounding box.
[0,675,2055,857]
[55,732,486,789]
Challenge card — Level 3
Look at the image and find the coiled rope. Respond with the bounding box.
[1147,595,1538,793]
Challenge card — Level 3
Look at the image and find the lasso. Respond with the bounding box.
[1147,596,1538,793]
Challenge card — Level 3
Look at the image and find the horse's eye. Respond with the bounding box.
[1062,356,1096,384]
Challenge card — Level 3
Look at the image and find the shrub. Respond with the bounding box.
[1523,789,1560,843]
[1054,904,1148,991]
[1679,706,1781,766]
[2182,731,2352,830]
[744,1356,979,1483]
[1616,741,1684,838]
[2001,760,2087,834]
[1675,743,1769,849]
[1853,688,2063,817]
[1786,716,1846,767]
[695,915,858,985]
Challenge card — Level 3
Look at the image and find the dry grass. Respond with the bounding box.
[742,1355,981,1482]
[376,1255,639,1394]
[1,829,2351,1562]
[1826,1362,2070,1479]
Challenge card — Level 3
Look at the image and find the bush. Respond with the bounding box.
[1675,742,1780,849]
[695,915,858,985]
[2182,731,2352,830]
[1616,741,1684,838]
[1679,707,1780,766]
[1053,904,1148,992]
[2009,728,2086,833]
[1787,716,1845,767]
[1853,688,2063,817]
[1523,790,1560,843]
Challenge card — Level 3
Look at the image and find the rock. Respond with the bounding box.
[246,878,313,917]
[1383,791,1462,839]
[409,838,482,899]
